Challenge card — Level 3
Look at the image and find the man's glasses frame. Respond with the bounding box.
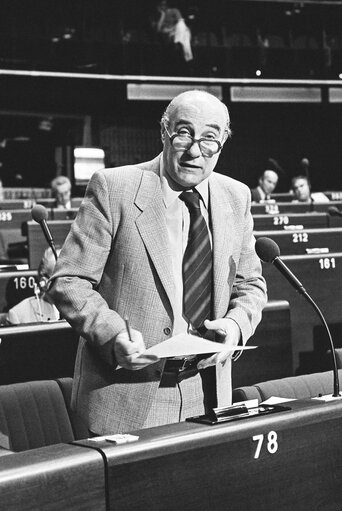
[164,127,223,158]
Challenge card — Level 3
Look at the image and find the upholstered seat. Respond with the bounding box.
[0,378,88,452]
[232,369,342,403]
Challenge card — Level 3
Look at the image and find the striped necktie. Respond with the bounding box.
[179,189,212,332]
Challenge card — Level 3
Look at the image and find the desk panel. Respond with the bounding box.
[233,300,292,387]
[0,443,106,511]
[262,252,342,373]
[253,212,328,231]
[75,399,342,511]
[0,321,78,384]
[0,209,31,229]
[254,227,342,255]
[251,202,311,215]
[0,269,38,313]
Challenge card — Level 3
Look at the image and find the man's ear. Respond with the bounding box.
[161,127,166,143]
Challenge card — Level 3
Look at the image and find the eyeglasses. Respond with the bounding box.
[165,128,223,158]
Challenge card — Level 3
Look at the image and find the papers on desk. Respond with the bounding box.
[311,394,342,402]
[261,396,296,405]
[141,333,257,359]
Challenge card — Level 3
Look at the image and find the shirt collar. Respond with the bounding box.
[160,158,209,209]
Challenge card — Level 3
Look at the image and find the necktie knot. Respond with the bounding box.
[179,190,201,211]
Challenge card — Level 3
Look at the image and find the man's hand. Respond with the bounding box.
[197,318,241,370]
[114,328,159,370]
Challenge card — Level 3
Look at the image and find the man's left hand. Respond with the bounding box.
[196,318,241,370]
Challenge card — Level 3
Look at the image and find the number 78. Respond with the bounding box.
[252,431,278,459]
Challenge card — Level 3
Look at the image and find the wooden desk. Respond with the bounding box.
[254,227,342,256]
[75,398,342,511]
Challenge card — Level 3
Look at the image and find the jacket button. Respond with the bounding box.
[163,327,171,335]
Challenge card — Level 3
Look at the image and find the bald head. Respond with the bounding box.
[259,170,278,195]
[161,90,231,138]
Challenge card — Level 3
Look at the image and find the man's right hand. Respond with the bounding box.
[114,328,159,370]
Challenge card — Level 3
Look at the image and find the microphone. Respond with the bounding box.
[31,205,58,261]
[255,236,340,398]
[328,206,342,217]
[255,236,306,295]
[301,157,310,179]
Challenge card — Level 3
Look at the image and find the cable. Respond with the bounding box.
[177,382,184,422]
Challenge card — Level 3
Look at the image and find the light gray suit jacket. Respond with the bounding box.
[49,155,267,434]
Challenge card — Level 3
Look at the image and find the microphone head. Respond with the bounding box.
[255,237,280,263]
[31,204,48,223]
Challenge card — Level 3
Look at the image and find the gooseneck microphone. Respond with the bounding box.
[255,236,340,398]
[256,237,306,296]
[31,204,58,261]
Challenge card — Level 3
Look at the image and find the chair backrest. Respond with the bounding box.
[232,369,342,403]
[0,378,88,452]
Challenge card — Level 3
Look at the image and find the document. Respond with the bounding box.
[141,333,257,359]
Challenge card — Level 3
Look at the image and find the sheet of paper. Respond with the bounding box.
[311,394,342,402]
[261,396,296,405]
[141,333,257,359]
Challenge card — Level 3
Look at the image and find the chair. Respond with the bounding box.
[0,378,88,452]
[232,368,342,403]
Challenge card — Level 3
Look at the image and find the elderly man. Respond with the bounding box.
[51,175,72,209]
[48,90,267,435]
[251,169,279,202]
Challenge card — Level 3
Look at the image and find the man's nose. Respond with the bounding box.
[187,140,202,157]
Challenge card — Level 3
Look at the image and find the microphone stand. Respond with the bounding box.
[302,291,340,397]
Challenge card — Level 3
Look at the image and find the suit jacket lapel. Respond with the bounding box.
[209,174,234,317]
[134,160,176,316]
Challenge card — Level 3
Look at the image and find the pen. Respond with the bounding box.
[124,317,134,343]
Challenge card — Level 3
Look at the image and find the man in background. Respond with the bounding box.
[7,247,60,324]
[251,169,279,202]
[51,175,72,209]
[48,90,267,435]
[291,175,329,203]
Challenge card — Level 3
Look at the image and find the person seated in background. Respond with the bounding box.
[291,175,329,203]
[250,169,279,202]
[6,247,60,324]
[51,175,72,209]
[151,0,193,62]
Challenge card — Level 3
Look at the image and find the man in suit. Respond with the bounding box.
[48,90,267,435]
[251,169,278,202]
